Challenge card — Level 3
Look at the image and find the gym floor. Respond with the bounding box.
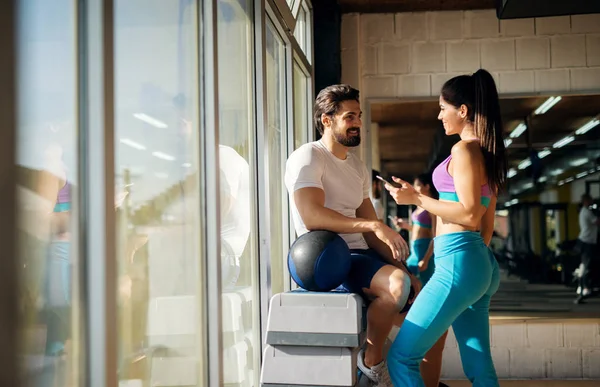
[489,270,600,320]
[443,381,599,386]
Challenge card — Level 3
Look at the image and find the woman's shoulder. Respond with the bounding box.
[451,139,481,159]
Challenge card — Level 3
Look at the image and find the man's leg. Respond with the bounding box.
[344,250,412,386]
[362,264,411,367]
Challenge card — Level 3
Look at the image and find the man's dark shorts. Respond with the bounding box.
[340,248,414,313]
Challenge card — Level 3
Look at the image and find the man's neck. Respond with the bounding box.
[320,132,349,160]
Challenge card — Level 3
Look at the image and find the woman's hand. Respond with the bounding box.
[384,177,419,205]
[418,259,428,272]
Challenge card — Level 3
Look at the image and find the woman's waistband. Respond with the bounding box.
[433,231,485,256]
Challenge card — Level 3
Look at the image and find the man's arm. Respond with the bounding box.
[294,188,409,261]
[356,198,410,273]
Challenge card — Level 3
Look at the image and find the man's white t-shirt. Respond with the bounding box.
[578,206,598,244]
[284,140,370,250]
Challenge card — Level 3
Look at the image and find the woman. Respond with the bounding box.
[394,173,437,284]
[385,69,506,387]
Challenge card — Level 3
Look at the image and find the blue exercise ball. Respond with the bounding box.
[288,230,351,292]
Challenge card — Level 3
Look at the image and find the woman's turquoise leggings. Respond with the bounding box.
[406,238,435,285]
[388,231,500,387]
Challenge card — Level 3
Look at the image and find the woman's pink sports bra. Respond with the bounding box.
[432,155,492,208]
[411,209,432,229]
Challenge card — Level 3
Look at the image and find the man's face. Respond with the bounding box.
[327,100,362,147]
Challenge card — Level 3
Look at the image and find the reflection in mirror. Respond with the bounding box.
[16,1,81,386]
[371,94,600,317]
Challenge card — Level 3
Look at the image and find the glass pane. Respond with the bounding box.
[16,1,80,386]
[266,21,289,295]
[217,0,261,386]
[293,6,306,54]
[114,1,204,386]
[293,63,309,150]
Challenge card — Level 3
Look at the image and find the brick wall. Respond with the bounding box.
[442,321,600,380]
[341,11,600,99]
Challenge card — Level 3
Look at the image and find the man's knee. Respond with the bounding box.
[369,266,411,310]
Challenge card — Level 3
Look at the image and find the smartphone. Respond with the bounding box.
[376,175,393,186]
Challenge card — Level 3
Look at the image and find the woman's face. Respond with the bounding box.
[438,96,465,136]
[414,179,430,196]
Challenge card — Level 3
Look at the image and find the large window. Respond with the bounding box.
[10,1,314,385]
[114,1,204,385]
[293,61,311,150]
[217,0,261,385]
[16,1,81,385]
[265,19,290,296]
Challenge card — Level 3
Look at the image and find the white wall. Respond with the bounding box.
[341,11,600,100]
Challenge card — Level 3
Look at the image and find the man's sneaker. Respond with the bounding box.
[577,286,582,295]
[357,349,393,387]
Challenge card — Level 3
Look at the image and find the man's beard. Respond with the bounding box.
[334,126,361,147]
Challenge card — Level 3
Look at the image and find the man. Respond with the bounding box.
[284,84,418,386]
[575,193,598,303]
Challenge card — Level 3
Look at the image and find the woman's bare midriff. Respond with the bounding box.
[411,224,433,241]
[434,199,485,236]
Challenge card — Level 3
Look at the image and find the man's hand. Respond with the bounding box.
[372,222,409,261]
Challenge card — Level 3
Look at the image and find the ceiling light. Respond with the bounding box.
[570,157,589,167]
[553,135,574,148]
[152,151,175,161]
[551,168,564,176]
[504,138,513,147]
[518,159,532,170]
[523,182,534,189]
[576,171,589,179]
[538,176,548,183]
[120,138,146,150]
[508,168,517,178]
[534,96,562,115]
[565,177,574,183]
[558,180,565,186]
[589,168,596,174]
[509,199,518,205]
[537,149,551,159]
[575,118,600,135]
[133,113,168,129]
[509,123,527,139]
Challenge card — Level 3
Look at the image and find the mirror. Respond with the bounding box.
[370,94,600,318]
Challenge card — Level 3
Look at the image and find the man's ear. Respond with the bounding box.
[321,113,331,128]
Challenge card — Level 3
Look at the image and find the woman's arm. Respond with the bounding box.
[387,142,486,228]
[480,195,498,246]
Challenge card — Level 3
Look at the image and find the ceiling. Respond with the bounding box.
[338,0,495,13]
[373,95,600,197]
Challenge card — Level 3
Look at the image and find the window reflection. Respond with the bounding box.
[17,1,78,386]
[114,1,203,385]
[266,21,289,295]
[293,63,309,150]
[217,0,261,385]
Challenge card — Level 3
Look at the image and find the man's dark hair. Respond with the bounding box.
[314,84,360,135]
[582,193,592,203]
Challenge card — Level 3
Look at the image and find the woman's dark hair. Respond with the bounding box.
[314,84,360,135]
[441,69,507,194]
[415,172,438,199]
